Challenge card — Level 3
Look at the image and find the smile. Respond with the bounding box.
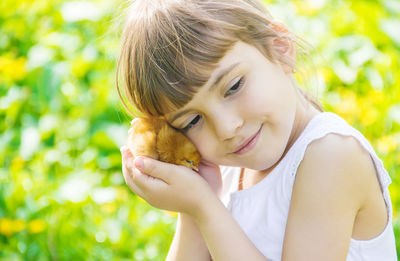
[233,125,263,155]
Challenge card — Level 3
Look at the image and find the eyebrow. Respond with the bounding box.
[209,62,241,92]
[169,62,241,124]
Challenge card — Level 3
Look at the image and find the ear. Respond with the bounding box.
[270,36,296,74]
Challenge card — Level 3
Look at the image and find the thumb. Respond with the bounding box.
[134,156,175,184]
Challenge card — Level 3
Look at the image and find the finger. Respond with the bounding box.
[120,145,128,154]
[134,156,178,184]
[122,149,168,193]
[121,148,146,197]
[130,118,140,125]
[122,162,146,198]
[134,170,169,193]
[120,145,135,160]
[121,146,135,168]
[128,127,133,137]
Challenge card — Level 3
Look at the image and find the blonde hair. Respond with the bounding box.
[116,0,324,118]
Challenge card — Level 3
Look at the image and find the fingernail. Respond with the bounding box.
[135,157,144,170]
[120,147,127,156]
[131,118,139,125]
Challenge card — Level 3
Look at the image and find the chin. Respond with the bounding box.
[243,158,271,171]
[253,148,285,171]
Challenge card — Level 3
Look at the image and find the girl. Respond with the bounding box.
[117,0,397,260]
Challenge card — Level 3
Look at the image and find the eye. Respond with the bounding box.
[224,77,244,98]
[181,115,202,132]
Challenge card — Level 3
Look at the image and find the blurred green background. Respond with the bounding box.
[1,0,399,260]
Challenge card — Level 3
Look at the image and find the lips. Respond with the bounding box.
[233,125,262,154]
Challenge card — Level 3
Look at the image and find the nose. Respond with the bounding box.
[211,107,243,140]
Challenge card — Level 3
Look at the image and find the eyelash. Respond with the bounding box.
[180,76,245,132]
[224,77,244,98]
[181,115,202,132]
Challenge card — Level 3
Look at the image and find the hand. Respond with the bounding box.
[120,146,218,218]
[196,159,222,198]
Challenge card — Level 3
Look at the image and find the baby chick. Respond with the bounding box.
[127,117,201,171]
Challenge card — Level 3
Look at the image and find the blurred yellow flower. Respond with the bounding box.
[321,67,334,82]
[28,219,46,234]
[335,90,360,124]
[366,89,384,105]
[71,56,91,78]
[360,107,378,126]
[10,156,25,174]
[377,135,398,154]
[116,186,129,201]
[0,218,14,236]
[0,55,27,82]
[102,202,117,214]
[294,0,319,16]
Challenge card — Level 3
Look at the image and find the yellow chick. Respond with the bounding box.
[127,117,201,170]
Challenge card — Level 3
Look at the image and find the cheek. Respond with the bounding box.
[244,72,296,117]
[245,90,270,113]
[241,71,278,112]
[239,80,273,118]
[187,130,217,161]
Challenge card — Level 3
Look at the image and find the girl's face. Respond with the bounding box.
[165,41,305,171]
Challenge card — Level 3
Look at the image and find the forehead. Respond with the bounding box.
[212,41,253,73]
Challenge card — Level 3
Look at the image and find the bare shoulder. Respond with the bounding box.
[297,132,376,206]
[282,133,377,260]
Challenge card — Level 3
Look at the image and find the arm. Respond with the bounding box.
[192,190,268,261]
[166,160,223,261]
[166,213,212,261]
[282,134,372,260]
[120,149,269,261]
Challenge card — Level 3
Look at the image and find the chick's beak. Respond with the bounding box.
[186,160,199,172]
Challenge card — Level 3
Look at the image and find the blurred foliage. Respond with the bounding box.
[0,0,399,260]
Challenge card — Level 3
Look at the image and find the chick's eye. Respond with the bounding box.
[181,115,202,132]
[224,77,244,98]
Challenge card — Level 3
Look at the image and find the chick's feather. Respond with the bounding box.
[127,118,201,170]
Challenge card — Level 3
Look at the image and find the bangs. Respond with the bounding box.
[119,1,240,117]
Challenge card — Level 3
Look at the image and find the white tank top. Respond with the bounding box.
[220,111,397,261]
